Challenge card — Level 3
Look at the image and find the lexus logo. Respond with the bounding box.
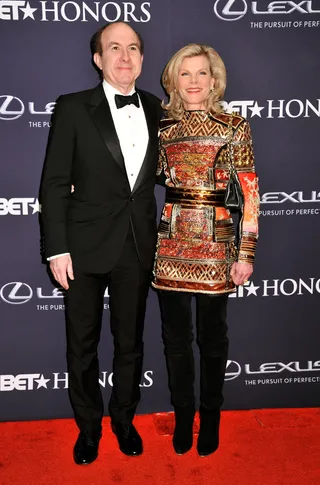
[214,0,247,21]
[214,0,320,22]
[0,282,33,304]
[225,360,242,380]
[0,95,25,120]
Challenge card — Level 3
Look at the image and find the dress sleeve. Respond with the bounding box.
[232,120,260,264]
[156,135,168,187]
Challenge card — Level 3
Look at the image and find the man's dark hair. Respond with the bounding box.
[90,22,144,57]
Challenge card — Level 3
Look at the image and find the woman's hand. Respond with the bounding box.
[230,262,253,286]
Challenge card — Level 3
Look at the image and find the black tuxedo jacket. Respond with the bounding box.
[41,84,162,273]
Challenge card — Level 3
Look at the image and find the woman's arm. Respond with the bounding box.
[230,119,260,285]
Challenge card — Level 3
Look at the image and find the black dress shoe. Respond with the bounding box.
[73,430,101,465]
[197,409,220,457]
[111,422,143,456]
[172,406,195,455]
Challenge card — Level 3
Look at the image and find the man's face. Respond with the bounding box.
[94,23,143,94]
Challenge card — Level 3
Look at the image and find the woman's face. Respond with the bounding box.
[176,55,215,111]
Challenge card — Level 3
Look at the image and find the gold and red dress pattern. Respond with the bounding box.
[152,110,259,294]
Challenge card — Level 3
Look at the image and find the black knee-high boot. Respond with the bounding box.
[173,404,196,455]
[197,355,227,456]
[195,294,228,456]
[165,349,196,454]
[158,291,196,454]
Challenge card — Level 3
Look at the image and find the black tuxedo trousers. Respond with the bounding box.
[65,227,150,429]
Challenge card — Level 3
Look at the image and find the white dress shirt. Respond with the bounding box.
[48,80,149,261]
[103,80,149,190]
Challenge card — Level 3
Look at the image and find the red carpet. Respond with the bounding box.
[1,409,320,485]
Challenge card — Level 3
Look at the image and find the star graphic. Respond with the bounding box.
[245,281,260,296]
[29,199,41,214]
[20,2,37,20]
[249,102,264,118]
[35,375,50,389]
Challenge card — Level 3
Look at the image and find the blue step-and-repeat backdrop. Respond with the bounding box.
[0,0,320,421]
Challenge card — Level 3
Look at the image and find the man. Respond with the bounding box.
[41,22,162,464]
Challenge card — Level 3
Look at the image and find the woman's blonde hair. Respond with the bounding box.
[162,43,227,120]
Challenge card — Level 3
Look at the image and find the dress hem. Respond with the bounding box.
[151,282,236,295]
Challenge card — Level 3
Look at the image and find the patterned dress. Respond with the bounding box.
[152,110,259,294]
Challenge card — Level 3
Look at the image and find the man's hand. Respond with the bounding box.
[50,254,74,290]
[230,262,253,286]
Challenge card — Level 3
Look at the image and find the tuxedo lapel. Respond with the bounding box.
[132,90,158,193]
[87,84,126,175]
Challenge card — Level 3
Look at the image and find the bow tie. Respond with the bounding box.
[115,92,140,109]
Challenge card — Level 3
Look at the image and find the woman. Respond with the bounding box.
[153,44,259,456]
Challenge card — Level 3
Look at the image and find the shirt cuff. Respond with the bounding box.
[47,253,70,261]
